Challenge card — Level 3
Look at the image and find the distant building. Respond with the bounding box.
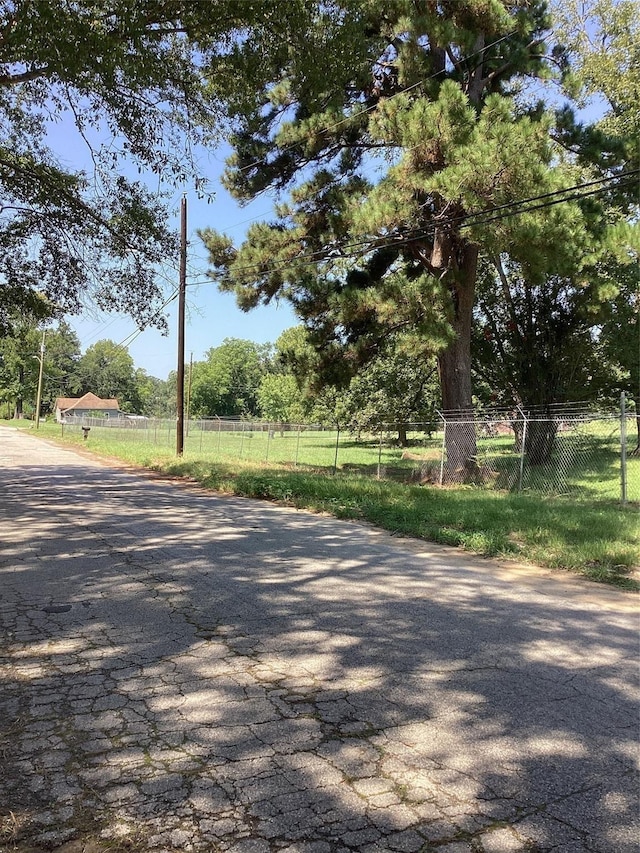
[54,392,122,423]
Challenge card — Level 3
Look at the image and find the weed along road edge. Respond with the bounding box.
[0,426,638,853]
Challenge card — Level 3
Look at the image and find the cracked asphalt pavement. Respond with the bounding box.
[0,426,638,853]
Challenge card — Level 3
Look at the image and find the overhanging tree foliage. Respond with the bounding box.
[200,0,613,472]
[0,0,230,334]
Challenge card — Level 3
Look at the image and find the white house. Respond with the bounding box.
[54,392,122,423]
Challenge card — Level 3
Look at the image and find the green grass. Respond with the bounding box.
[5,419,639,589]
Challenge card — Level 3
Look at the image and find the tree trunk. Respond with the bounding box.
[512,419,523,452]
[525,419,558,465]
[437,243,478,474]
[397,424,408,446]
[14,364,24,419]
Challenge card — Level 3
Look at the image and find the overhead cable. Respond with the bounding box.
[189,170,638,287]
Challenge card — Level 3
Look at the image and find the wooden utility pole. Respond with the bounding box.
[176,194,187,456]
[34,330,45,430]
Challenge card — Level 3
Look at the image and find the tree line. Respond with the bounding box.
[1,317,635,458]
[0,323,168,419]
[0,325,439,435]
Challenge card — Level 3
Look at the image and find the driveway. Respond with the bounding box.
[0,426,638,853]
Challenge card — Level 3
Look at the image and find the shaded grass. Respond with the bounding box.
[7,421,639,589]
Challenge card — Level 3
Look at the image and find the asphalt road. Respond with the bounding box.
[0,426,638,853]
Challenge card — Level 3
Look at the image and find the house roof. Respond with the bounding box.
[54,392,120,412]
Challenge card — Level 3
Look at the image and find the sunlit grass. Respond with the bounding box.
[7,419,638,589]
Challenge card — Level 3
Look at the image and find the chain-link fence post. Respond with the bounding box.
[621,392,628,505]
[517,406,527,493]
[295,425,301,467]
[377,424,383,480]
[438,411,446,485]
[333,426,340,474]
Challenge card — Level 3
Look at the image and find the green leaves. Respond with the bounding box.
[190,338,272,418]
[551,0,639,171]
[0,0,229,334]
[74,340,138,404]
[0,319,81,417]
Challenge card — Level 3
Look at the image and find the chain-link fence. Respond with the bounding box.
[431,405,637,503]
[60,403,639,504]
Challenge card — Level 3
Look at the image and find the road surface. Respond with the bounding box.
[0,426,638,852]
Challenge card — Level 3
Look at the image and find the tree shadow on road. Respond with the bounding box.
[0,460,638,852]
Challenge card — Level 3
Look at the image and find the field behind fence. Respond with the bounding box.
[61,407,639,505]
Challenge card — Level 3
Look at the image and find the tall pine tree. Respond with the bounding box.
[200,1,617,471]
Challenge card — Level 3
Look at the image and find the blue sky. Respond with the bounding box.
[47,117,298,380]
[70,182,299,380]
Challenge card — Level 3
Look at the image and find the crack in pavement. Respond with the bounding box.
[0,427,638,853]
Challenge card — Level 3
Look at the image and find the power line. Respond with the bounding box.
[62,257,186,354]
[189,170,638,287]
[449,178,638,233]
[433,171,636,231]
[75,314,123,347]
[114,288,179,352]
[283,171,639,264]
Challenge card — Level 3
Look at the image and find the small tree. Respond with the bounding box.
[257,373,308,424]
[74,340,139,408]
[270,325,439,443]
[598,260,640,454]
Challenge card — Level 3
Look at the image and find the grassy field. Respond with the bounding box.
[4,419,638,589]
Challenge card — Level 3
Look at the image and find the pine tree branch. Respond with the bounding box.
[446,45,464,73]
[483,36,546,89]
[491,254,521,334]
